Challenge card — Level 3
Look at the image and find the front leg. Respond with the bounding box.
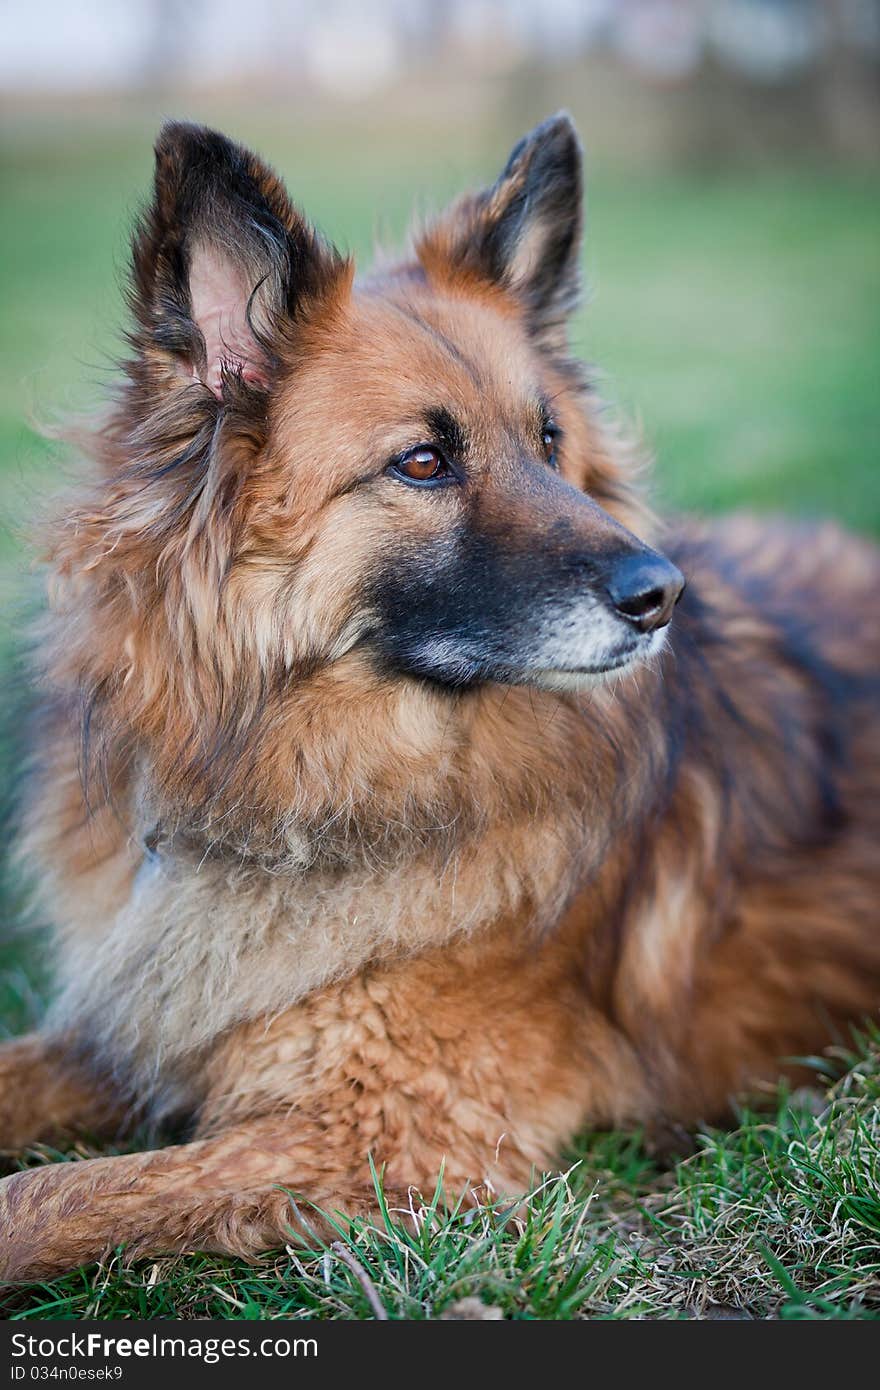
[0,927,650,1282]
[0,1112,443,1283]
[0,1033,124,1152]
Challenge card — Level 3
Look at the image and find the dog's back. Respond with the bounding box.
[585,513,880,1118]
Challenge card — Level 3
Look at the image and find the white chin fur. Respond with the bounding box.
[402,613,669,691]
[521,625,668,692]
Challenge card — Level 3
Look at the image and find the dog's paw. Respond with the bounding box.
[0,1165,84,1284]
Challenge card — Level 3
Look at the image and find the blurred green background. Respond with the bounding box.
[1,3,879,1021]
[2,103,879,576]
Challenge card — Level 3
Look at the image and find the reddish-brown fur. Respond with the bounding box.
[0,118,878,1282]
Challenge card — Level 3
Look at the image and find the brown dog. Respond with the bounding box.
[1,116,878,1283]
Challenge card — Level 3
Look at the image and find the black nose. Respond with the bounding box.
[606,551,685,633]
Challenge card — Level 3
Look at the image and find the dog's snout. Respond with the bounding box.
[606,552,685,633]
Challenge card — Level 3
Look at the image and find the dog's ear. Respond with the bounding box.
[418,113,583,350]
[130,122,347,400]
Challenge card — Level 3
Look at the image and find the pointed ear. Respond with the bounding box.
[417,113,583,350]
[130,122,347,400]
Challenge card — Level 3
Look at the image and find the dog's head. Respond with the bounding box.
[92,116,681,698]
[45,118,687,843]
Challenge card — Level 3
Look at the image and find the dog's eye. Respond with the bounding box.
[389,445,452,487]
[541,422,560,468]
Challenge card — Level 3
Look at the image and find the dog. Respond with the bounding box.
[0,115,878,1283]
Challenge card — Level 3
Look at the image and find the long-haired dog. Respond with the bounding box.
[1,116,878,1282]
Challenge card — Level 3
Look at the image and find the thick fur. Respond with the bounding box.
[1,116,878,1282]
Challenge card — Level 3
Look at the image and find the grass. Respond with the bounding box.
[0,100,879,1319]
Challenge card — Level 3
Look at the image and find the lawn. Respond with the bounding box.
[1,103,879,1319]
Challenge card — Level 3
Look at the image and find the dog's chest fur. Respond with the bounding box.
[48,821,578,1120]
